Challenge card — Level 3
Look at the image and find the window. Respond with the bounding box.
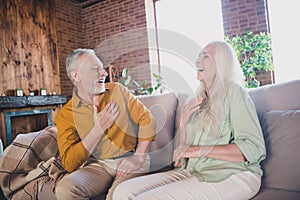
[268,0,300,83]
[153,0,224,94]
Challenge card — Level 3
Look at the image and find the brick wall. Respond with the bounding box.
[55,0,83,98]
[55,0,151,98]
[221,0,268,36]
[55,0,274,96]
[81,0,151,85]
[221,0,273,85]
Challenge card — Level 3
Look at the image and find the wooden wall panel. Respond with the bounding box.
[0,0,60,96]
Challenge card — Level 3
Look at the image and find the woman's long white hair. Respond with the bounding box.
[186,41,244,146]
[210,41,245,87]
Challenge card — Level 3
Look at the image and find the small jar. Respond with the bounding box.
[40,88,47,96]
[16,88,23,96]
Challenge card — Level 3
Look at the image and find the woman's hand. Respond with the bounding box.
[173,145,188,167]
[180,97,203,126]
[173,145,201,167]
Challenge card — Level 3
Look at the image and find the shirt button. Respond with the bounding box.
[111,141,114,145]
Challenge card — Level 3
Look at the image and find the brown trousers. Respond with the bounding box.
[54,156,150,200]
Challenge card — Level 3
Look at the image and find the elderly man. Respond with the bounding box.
[55,49,156,200]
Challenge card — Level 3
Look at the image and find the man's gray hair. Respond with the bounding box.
[66,48,95,83]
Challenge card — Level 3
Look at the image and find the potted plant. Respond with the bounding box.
[118,68,165,95]
[225,32,274,88]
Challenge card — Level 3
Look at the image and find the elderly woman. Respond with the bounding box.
[112,41,266,200]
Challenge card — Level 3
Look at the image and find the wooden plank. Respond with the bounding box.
[0,0,60,97]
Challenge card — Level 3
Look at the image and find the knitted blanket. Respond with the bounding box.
[0,126,66,200]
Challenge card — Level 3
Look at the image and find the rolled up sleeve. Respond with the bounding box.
[230,85,266,164]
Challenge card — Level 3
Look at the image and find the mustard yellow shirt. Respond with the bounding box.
[56,83,156,172]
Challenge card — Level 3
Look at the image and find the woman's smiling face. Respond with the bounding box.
[195,44,217,89]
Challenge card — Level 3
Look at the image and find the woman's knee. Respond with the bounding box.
[112,181,136,200]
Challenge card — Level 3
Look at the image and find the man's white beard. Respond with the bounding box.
[92,84,105,95]
[98,86,105,94]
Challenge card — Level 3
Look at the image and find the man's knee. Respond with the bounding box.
[55,176,84,200]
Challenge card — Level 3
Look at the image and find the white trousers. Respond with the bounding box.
[112,170,261,200]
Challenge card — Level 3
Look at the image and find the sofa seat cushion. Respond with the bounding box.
[252,187,300,200]
[137,92,178,172]
[260,110,300,191]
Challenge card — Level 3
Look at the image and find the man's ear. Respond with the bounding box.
[71,69,80,83]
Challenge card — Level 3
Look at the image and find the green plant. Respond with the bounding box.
[118,68,165,95]
[225,32,274,88]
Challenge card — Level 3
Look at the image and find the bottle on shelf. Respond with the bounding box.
[40,88,47,96]
[16,88,23,97]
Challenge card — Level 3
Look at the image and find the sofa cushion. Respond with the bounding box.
[137,92,178,172]
[252,187,300,200]
[248,79,300,116]
[260,110,300,191]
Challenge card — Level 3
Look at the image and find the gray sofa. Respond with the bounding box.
[248,79,300,199]
[141,78,300,199]
[1,79,300,199]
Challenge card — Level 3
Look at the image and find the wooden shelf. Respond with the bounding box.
[0,95,67,109]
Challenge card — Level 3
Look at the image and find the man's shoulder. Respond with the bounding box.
[56,98,73,119]
[62,98,74,109]
[106,82,131,96]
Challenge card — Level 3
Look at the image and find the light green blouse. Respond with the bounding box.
[179,83,266,182]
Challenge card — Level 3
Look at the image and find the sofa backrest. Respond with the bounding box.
[137,92,178,172]
[248,79,300,192]
[248,79,300,116]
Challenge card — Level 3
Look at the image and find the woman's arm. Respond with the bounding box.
[173,143,246,163]
[173,97,203,167]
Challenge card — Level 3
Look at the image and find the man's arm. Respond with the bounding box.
[82,103,119,156]
[116,140,152,179]
[57,100,119,172]
[115,84,156,179]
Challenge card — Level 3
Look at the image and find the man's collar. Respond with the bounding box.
[72,87,109,108]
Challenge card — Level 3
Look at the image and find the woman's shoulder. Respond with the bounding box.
[227,82,247,95]
[225,82,250,105]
